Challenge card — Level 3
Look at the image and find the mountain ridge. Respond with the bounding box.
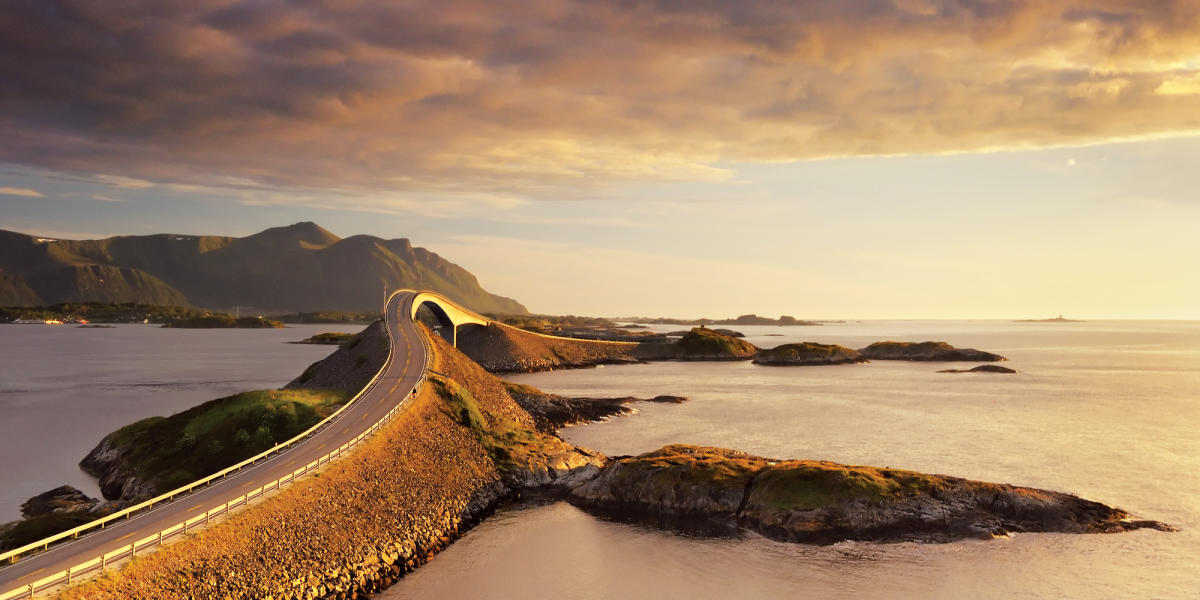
[0,222,527,315]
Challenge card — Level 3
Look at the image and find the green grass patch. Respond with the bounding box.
[104,389,349,496]
[752,462,945,510]
[612,445,768,495]
[432,378,566,468]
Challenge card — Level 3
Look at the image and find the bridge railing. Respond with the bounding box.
[0,292,432,599]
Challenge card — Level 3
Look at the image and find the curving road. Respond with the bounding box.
[0,291,428,596]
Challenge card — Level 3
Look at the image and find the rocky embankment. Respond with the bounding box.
[505,381,686,433]
[752,342,864,366]
[859,341,1005,362]
[456,323,756,372]
[570,445,1174,544]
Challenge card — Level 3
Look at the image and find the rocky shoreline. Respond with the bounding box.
[568,445,1174,544]
[504,381,687,432]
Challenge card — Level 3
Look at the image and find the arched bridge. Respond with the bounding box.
[408,290,490,347]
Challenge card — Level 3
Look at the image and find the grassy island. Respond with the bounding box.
[571,444,1171,543]
[296,332,357,345]
[163,315,286,328]
[673,327,758,359]
[753,342,864,366]
[82,389,348,497]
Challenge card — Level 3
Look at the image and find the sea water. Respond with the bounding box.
[381,320,1200,599]
[0,323,357,521]
[2,320,1196,597]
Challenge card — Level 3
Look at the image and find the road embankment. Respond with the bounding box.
[58,324,603,599]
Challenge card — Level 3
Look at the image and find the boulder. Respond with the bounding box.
[20,485,100,517]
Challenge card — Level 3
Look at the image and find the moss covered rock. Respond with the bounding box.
[671,328,758,360]
[752,342,864,366]
[570,444,1173,544]
[859,341,1005,362]
[80,389,348,500]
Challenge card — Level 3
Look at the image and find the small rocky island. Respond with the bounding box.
[939,365,1017,374]
[752,342,864,366]
[569,445,1174,543]
[162,315,285,328]
[293,332,356,345]
[858,341,1005,362]
[1015,315,1085,323]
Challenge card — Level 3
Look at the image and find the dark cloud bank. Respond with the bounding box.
[2,0,1199,197]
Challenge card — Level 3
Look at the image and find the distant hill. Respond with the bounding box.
[0,222,527,314]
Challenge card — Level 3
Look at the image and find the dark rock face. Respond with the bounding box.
[506,384,687,433]
[939,365,1018,374]
[753,342,865,366]
[20,485,99,518]
[569,445,1174,544]
[859,341,1006,362]
[79,435,158,501]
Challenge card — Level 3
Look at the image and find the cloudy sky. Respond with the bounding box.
[2,0,1199,318]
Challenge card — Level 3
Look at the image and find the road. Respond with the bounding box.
[0,291,428,595]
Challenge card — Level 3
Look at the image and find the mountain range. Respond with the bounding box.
[0,222,526,315]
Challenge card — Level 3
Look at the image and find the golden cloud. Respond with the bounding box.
[1,0,1199,201]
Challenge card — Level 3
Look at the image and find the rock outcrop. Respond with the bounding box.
[20,485,100,517]
[752,342,865,366]
[570,445,1174,544]
[859,341,1005,362]
[505,382,687,432]
[939,365,1017,374]
[79,435,159,501]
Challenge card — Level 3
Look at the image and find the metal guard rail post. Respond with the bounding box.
[0,290,434,600]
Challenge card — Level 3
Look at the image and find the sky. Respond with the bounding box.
[2,0,1199,319]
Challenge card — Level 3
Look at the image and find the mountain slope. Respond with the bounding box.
[0,223,527,314]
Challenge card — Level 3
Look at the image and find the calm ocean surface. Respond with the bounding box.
[2,321,1198,598]
[0,323,356,522]
[383,320,1200,599]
